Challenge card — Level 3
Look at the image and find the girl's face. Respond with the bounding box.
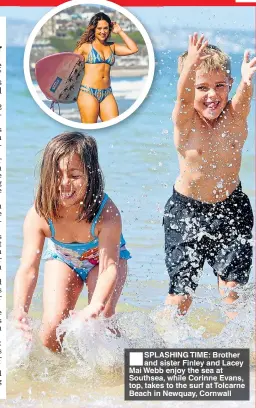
[95,19,110,41]
[57,153,87,208]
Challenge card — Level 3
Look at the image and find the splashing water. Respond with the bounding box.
[7,319,33,371]
[56,316,129,377]
[5,284,255,407]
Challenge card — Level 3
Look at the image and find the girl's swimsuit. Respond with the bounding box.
[79,44,115,103]
[44,194,131,281]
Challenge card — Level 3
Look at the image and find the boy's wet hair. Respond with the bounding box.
[35,132,104,222]
[178,44,231,76]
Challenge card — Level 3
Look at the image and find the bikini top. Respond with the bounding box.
[46,194,126,271]
[85,44,115,66]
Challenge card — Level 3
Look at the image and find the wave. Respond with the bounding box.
[153,27,254,54]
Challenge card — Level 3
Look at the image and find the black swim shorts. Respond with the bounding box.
[163,183,254,295]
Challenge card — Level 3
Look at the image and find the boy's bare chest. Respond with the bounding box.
[186,119,246,157]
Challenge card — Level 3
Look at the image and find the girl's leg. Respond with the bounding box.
[87,259,127,317]
[39,260,84,352]
[99,94,119,122]
[77,91,99,123]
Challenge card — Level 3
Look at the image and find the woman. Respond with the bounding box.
[75,12,139,123]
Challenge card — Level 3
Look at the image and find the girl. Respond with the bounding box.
[12,132,131,352]
[75,12,139,123]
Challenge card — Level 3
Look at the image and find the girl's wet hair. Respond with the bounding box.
[76,12,112,48]
[178,44,231,76]
[35,132,104,222]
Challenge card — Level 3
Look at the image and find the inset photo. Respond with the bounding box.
[24,0,155,129]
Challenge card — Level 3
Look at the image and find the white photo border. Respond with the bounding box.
[0,16,6,400]
[24,0,155,130]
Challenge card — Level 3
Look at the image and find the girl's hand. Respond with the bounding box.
[70,302,104,321]
[12,308,32,340]
[241,50,256,86]
[111,22,122,34]
[186,33,209,69]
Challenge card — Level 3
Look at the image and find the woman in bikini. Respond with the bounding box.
[12,132,131,352]
[75,12,139,123]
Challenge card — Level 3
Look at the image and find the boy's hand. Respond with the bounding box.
[186,33,209,69]
[241,50,256,86]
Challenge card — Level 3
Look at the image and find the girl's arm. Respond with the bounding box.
[90,209,121,310]
[112,22,138,56]
[13,206,45,328]
[74,202,121,320]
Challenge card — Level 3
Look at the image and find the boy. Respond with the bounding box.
[163,33,255,316]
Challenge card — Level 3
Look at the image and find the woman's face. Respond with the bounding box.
[57,153,87,208]
[95,19,110,41]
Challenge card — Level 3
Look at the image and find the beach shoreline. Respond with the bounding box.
[111,67,148,77]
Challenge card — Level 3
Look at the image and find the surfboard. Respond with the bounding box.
[35,52,85,104]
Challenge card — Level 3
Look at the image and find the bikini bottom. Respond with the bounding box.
[79,84,112,103]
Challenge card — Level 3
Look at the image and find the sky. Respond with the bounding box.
[0,6,254,31]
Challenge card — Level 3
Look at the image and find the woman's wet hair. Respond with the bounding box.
[76,12,112,48]
[35,132,104,222]
[178,44,232,76]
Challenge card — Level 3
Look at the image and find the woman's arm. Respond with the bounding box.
[13,206,45,328]
[112,22,138,56]
[74,43,89,57]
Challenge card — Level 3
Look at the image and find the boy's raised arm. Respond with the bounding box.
[231,50,256,118]
[172,33,209,130]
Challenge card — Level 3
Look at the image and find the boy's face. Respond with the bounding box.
[194,69,233,121]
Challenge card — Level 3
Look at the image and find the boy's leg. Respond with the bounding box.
[209,186,253,320]
[39,260,84,352]
[165,293,192,315]
[87,259,127,318]
[163,190,207,316]
[218,277,239,320]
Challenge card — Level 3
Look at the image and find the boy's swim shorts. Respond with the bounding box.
[163,183,253,295]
